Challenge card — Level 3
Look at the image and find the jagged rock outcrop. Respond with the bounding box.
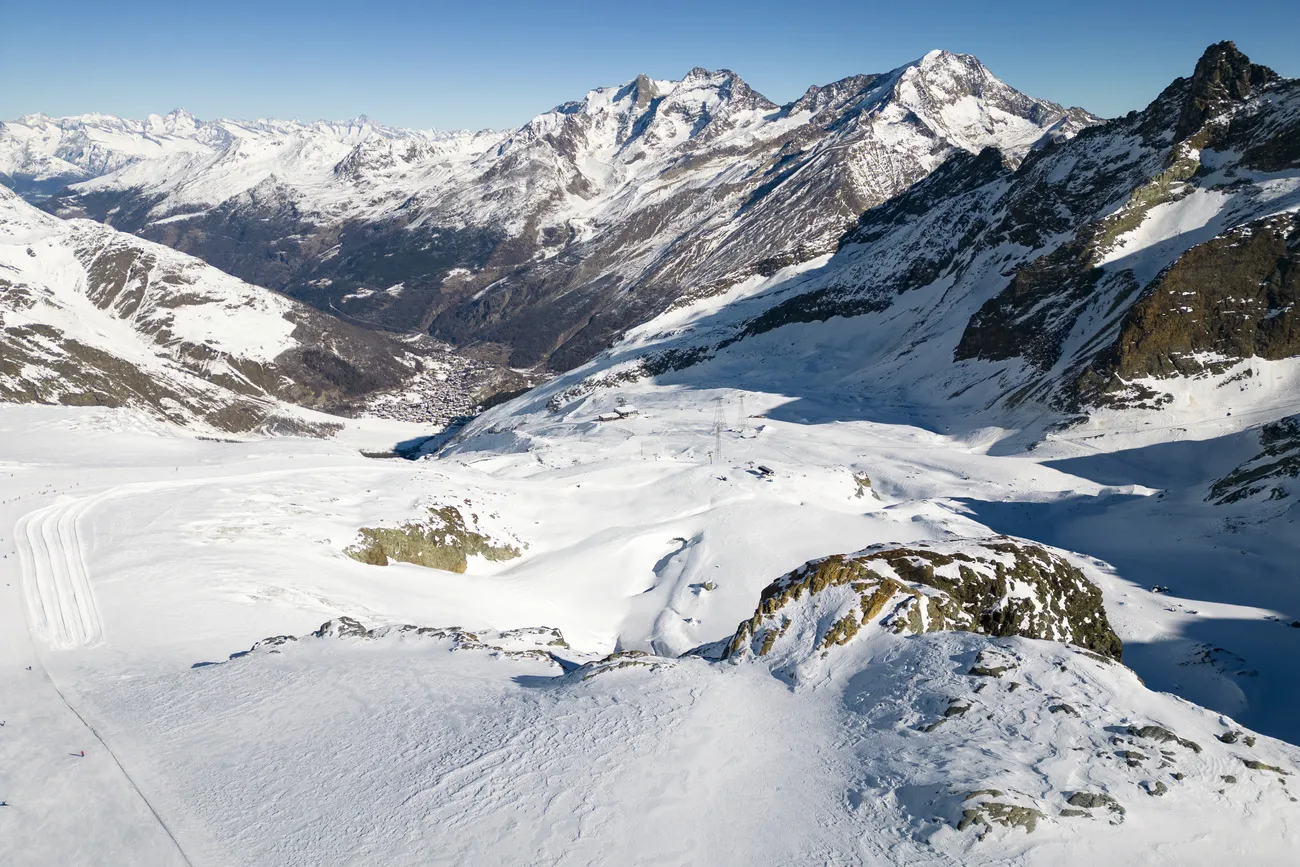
[217,616,568,666]
[724,537,1121,675]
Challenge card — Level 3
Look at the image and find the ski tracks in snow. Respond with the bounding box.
[14,466,384,650]
[17,495,105,650]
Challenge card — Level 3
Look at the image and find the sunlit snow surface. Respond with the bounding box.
[3,376,1300,864]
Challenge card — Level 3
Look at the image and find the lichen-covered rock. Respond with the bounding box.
[958,792,1046,837]
[345,505,521,573]
[1126,724,1203,754]
[724,536,1121,672]
[1066,791,1125,817]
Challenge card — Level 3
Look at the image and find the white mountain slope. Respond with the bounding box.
[0,109,497,204]
[0,186,487,432]
[4,42,1300,867]
[16,51,1095,369]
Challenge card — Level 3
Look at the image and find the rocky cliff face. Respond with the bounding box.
[558,43,1299,436]
[723,537,1121,683]
[0,187,498,432]
[11,52,1089,371]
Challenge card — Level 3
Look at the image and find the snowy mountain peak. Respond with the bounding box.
[874,48,1089,157]
[7,54,1096,369]
[144,108,201,136]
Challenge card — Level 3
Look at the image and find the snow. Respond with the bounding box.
[4,51,1300,867]
[0,382,1289,867]
[3,353,1300,863]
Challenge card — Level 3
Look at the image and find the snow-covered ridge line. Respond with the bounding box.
[7,50,1097,372]
[0,186,503,432]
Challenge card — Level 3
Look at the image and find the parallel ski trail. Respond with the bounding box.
[16,466,380,650]
[16,497,105,650]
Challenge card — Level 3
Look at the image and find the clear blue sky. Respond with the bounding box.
[4,0,1298,130]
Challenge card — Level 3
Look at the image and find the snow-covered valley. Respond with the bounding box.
[3,355,1300,863]
[2,35,1300,867]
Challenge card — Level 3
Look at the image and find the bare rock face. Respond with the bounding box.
[724,536,1122,672]
[1209,415,1300,505]
[1175,41,1280,142]
[1076,214,1300,409]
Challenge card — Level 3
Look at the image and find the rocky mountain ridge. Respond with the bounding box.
[0,186,510,432]
[8,51,1094,371]
[531,42,1299,443]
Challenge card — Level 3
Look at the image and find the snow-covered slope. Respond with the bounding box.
[0,186,493,432]
[4,41,1300,867]
[535,42,1300,445]
[16,51,1092,369]
[5,371,1300,863]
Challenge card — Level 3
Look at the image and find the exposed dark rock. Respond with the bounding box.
[1174,42,1280,142]
[725,537,1122,662]
[1126,724,1203,754]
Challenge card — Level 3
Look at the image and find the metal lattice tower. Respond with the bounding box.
[711,398,726,464]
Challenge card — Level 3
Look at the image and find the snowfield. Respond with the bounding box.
[3,41,1300,866]
[3,369,1300,864]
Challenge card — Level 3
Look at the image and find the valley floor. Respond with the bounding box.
[1,390,1299,865]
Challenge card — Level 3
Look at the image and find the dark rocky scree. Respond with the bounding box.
[1209,414,1300,504]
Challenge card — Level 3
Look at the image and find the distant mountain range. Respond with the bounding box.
[2,43,1297,443]
[1,51,1096,372]
[524,41,1300,446]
